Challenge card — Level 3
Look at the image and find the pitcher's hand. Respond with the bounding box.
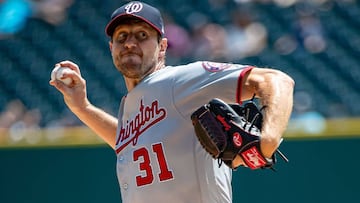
[49,60,90,113]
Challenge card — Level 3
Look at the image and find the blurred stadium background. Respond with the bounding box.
[0,0,359,203]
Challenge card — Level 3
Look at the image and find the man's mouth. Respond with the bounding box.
[121,52,141,57]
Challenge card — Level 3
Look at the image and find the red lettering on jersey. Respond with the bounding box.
[116,99,166,154]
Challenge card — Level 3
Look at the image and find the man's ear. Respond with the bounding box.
[159,38,168,58]
[109,41,113,52]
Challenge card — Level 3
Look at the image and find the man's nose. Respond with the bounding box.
[124,35,137,49]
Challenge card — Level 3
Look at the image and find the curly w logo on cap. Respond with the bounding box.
[124,2,143,14]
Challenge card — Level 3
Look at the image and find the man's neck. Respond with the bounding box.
[124,61,165,91]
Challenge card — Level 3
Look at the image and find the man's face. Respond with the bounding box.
[109,19,163,80]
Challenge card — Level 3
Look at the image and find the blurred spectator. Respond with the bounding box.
[189,21,227,61]
[274,34,298,55]
[0,0,74,39]
[224,6,267,61]
[293,2,327,53]
[289,91,327,135]
[0,99,26,132]
[44,109,82,142]
[9,108,42,144]
[30,0,74,25]
[0,0,32,38]
[163,13,192,65]
[184,9,228,61]
[46,108,82,129]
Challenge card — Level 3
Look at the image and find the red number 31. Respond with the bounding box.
[133,143,174,186]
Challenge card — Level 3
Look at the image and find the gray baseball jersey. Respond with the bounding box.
[115,61,253,203]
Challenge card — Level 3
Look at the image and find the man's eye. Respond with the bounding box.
[136,31,147,40]
[116,33,127,43]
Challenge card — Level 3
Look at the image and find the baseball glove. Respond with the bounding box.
[191,97,288,170]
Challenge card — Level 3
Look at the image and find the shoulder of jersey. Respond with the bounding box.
[201,61,248,72]
[165,61,248,73]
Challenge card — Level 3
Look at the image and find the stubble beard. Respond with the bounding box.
[117,58,157,80]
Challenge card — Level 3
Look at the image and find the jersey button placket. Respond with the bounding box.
[119,156,124,162]
[123,183,129,190]
[117,153,129,192]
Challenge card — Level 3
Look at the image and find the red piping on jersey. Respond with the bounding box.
[236,66,254,104]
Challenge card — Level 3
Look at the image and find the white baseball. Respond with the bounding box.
[51,66,74,85]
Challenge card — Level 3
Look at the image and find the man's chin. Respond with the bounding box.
[118,64,143,78]
[122,54,141,62]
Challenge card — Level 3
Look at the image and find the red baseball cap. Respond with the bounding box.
[105,1,165,37]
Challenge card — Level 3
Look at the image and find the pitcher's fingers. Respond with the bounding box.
[63,69,84,85]
[56,60,81,75]
[49,79,68,95]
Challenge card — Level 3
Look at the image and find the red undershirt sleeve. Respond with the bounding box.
[236,66,255,104]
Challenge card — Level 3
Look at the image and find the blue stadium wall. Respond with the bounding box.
[0,137,359,203]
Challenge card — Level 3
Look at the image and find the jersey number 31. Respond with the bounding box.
[133,143,174,186]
